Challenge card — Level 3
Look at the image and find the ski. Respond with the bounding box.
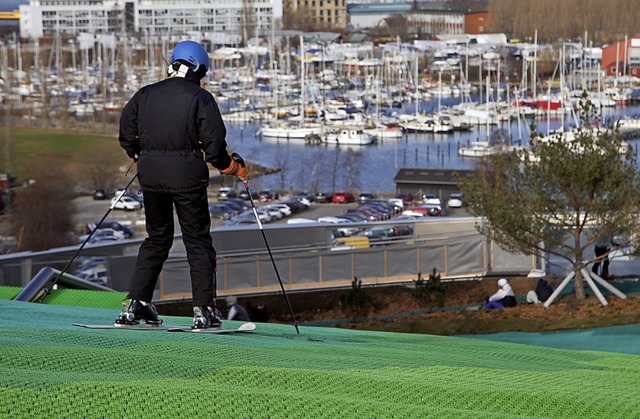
[72,322,170,330]
[166,322,256,334]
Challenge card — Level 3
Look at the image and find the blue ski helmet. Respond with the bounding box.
[170,40,209,74]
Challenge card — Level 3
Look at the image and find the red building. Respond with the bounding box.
[601,37,640,77]
[465,12,489,35]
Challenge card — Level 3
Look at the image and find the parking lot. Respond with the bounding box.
[73,191,470,240]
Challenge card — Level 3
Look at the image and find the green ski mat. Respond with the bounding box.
[0,286,21,300]
[1,299,639,418]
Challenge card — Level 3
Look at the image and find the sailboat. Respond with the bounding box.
[258,35,322,141]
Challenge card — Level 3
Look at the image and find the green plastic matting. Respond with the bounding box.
[42,288,128,309]
[0,286,21,300]
[1,300,639,418]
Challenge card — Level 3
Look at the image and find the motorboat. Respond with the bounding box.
[458,141,500,157]
[322,128,375,145]
[399,116,453,133]
[363,123,403,139]
[258,122,323,140]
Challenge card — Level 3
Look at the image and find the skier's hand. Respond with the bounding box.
[219,159,249,183]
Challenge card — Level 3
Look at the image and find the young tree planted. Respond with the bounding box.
[460,100,640,301]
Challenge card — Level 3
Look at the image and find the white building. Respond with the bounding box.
[19,0,283,43]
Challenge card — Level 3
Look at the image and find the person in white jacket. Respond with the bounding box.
[483,278,518,309]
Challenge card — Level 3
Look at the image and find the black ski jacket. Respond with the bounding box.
[118,77,231,193]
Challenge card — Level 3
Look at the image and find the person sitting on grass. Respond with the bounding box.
[483,278,517,309]
[526,278,554,304]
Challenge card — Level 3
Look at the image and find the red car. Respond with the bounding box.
[332,192,355,203]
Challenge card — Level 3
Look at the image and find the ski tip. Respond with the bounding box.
[238,322,257,331]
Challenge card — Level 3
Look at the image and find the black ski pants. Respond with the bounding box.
[128,187,216,306]
[592,245,610,278]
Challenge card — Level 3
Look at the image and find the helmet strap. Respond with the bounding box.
[167,62,191,79]
[167,62,202,84]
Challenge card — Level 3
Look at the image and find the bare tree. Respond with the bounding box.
[70,140,128,193]
[10,170,76,251]
[329,146,342,192]
[273,144,290,193]
[341,148,362,192]
[488,0,640,44]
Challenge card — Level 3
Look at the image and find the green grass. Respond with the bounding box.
[2,126,119,178]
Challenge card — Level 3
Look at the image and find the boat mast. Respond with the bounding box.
[299,35,305,128]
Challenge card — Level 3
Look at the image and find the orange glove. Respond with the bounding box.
[219,159,248,183]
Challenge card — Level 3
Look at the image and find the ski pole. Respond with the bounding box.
[231,153,300,334]
[37,169,139,303]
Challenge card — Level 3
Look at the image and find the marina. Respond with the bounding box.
[3,34,640,194]
[219,98,640,195]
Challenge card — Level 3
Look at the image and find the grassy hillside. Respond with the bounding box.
[2,126,122,179]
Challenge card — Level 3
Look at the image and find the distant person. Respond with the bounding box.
[114,40,248,329]
[592,232,617,280]
[226,296,251,322]
[484,278,517,309]
[526,278,554,304]
[250,301,270,323]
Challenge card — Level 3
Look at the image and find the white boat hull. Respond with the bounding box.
[323,128,375,145]
[259,124,322,140]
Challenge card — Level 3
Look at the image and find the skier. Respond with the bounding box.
[115,40,248,329]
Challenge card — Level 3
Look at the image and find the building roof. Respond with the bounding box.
[394,168,476,185]
[347,2,413,14]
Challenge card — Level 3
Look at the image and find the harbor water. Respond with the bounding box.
[221,98,640,195]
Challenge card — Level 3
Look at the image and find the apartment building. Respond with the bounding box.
[19,0,282,43]
[283,0,348,31]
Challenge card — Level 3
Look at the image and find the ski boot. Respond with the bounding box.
[193,306,222,329]
[115,299,163,326]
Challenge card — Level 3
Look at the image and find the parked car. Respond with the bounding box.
[314,192,333,203]
[78,228,125,244]
[75,266,109,286]
[259,206,284,221]
[422,193,442,206]
[85,221,134,238]
[403,204,445,217]
[332,192,355,203]
[387,198,405,211]
[123,191,144,207]
[226,198,252,211]
[354,205,386,220]
[281,199,306,214]
[226,210,269,225]
[354,226,394,244]
[110,195,142,211]
[258,190,280,202]
[447,193,464,208]
[238,189,258,201]
[74,256,107,275]
[361,203,393,220]
[217,187,237,201]
[294,191,315,202]
[92,188,108,200]
[337,212,369,223]
[395,193,414,206]
[368,199,402,216]
[345,208,380,221]
[358,193,374,204]
[209,203,237,220]
[264,203,292,217]
[317,216,350,224]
